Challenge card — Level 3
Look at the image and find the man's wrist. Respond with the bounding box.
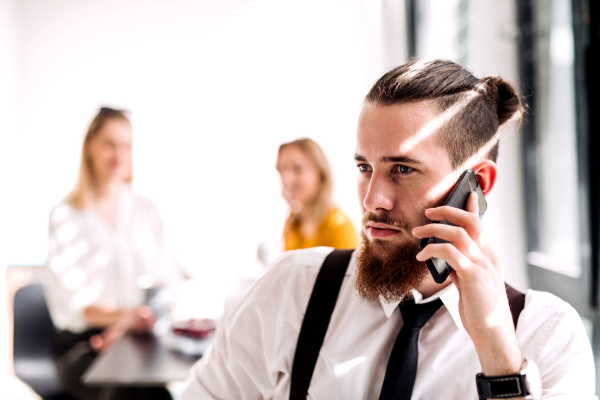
[473,326,522,376]
[476,358,542,400]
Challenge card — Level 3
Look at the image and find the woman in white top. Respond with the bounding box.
[46,107,179,400]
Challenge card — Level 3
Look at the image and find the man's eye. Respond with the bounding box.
[397,165,413,174]
[357,164,371,172]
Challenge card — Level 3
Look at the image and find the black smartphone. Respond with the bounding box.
[419,169,487,284]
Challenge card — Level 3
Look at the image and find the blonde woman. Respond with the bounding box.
[46,107,178,400]
[276,138,358,251]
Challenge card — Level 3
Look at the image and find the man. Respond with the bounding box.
[181,59,595,399]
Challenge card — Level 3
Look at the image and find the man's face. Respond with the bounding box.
[354,101,460,301]
[356,101,459,252]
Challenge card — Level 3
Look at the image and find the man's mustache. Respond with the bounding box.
[362,212,409,229]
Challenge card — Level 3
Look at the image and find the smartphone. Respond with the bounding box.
[419,169,487,284]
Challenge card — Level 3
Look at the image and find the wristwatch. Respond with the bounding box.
[476,358,542,399]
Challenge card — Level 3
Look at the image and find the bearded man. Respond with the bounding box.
[181,59,595,399]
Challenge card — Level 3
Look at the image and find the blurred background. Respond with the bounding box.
[1,0,599,398]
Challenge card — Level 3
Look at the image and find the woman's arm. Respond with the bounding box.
[83,305,125,327]
[84,305,154,331]
[86,305,155,352]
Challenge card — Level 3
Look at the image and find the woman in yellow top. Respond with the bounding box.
[276,138,358,250]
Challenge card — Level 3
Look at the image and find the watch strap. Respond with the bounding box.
[476,372,530,399]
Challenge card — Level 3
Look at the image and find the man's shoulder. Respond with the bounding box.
[523,289,575,321]
[520,289,590,354]
[265,247,336,282]
[221,247,337,330]
[239,247,337,308]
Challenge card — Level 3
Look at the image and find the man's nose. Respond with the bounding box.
[363,173,394,212]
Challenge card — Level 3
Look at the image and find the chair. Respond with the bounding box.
[13,283,74,400]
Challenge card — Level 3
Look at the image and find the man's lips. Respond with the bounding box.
[366,222,403,238]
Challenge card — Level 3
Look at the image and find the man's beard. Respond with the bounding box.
[355,213,429,304]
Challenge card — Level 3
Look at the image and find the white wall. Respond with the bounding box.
[6,0,407,316]
[4,0,527,320]
[466,0,527,291]
[1,0,19,384]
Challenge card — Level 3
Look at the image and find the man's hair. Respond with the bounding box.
[365,58,522,169]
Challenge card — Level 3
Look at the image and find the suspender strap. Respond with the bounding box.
[289,249,354,400]
[290,249,527,399]
[505,283,526,328]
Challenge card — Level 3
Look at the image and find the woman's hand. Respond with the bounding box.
[412,193,522,376]
[88,306,155,352]
[128,305,155,334]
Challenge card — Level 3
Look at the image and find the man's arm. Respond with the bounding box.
[413,192,525,398]
[414,192,598,399]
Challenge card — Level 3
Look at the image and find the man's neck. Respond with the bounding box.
[418,274,453,299]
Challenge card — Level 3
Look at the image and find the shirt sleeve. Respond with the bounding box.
[525,291,597,399]
[179,249,327,400]
[45,203,101,332]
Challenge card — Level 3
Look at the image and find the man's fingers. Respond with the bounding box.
[466,192,479,215]
[449,270,461,291]
[423,198,481,238]
[416,242,474,274]
[412,224,484,261]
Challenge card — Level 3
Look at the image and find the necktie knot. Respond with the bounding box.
[399,298,443,329]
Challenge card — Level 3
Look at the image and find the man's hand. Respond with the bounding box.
[412,193,523,377]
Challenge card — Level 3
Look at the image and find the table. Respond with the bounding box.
[82,333,212,386]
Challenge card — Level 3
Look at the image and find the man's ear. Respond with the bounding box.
[471,160,497,196]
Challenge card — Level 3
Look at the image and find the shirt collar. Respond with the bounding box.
[378,283,465,332]
[348,247,465,332]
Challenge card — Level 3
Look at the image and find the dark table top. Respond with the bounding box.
[83,333,211,386]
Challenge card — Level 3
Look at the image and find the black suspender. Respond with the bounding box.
[290,249,526,400]
[505,283,526,328]
[289,249,354,400]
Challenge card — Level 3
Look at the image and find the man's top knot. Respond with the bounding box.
[480,75,522,126]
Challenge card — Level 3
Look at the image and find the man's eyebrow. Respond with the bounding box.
[380,156,423,164]
[354,154,423,164]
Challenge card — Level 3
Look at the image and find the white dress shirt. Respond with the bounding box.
[181,247,596,399]
[45,187,181,333]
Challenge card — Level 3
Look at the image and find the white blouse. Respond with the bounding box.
[45,188,181,333]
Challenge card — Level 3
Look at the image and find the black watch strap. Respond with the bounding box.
[476,372,530,399]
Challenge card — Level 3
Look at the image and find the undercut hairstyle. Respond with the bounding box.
[365,58,522,169]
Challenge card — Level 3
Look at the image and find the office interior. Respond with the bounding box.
[1,0,598,398]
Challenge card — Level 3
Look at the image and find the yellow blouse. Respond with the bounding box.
[284,207,359,251]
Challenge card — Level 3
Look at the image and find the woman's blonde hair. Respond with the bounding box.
[67,108,132,209]
[279,138,333,237]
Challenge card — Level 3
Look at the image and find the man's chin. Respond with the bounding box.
[356,234,428,303]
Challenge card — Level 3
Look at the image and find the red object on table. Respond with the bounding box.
[172,319,216,339]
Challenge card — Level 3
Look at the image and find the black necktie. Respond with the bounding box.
[379,298,444,400]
